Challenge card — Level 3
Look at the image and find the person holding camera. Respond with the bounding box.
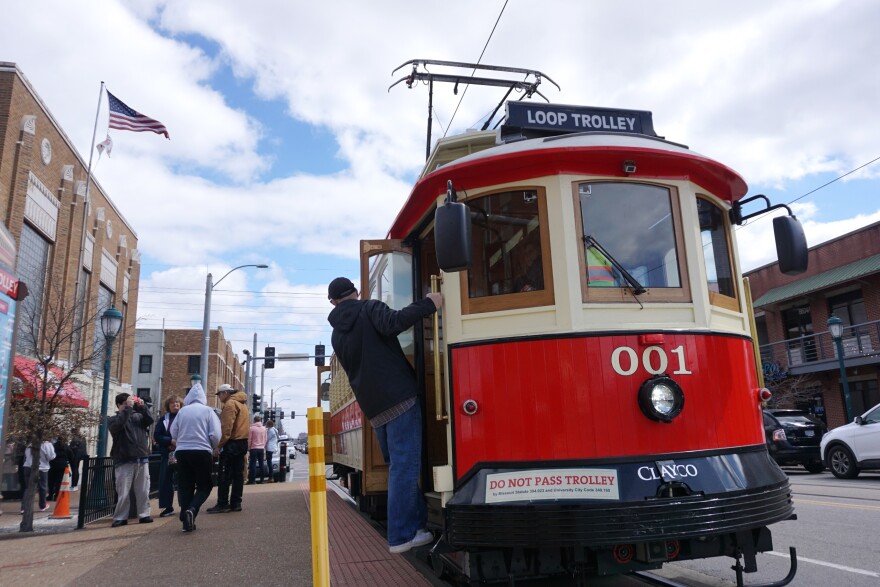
[108,393,154,527]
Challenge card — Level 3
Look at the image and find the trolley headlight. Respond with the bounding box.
[638,375,684,423]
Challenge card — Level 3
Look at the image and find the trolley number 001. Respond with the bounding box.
[611,345,692,376]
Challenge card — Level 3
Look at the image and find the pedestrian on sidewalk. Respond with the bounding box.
[47,436,72,501]
[264,420,278,483]
[169,382,221,533]
[207,384,249,514]
[22,440,55,512]
[108,393,154,527]
[154,394,182,517]
[68,432,87,491]
[327,276,441,554]
[247,415,267,484]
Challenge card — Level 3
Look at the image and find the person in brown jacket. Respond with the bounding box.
[207,384,250,513]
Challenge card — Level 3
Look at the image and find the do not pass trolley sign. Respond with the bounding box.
[485,469,619,503]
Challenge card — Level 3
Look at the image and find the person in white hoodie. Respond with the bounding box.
[169,382,221,533]
[22,440,55,512]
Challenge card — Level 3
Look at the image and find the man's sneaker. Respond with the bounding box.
[206,505,231,514]
[39,505,51,512]
[159,508,175,518]
[230,505,242,512]
[139,516,154,524]
[389,529,434,554]
[182,509,194,532]
[111,519,127,528]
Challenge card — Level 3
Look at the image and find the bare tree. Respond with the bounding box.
[6,288,108,532]
[765,371,822,409]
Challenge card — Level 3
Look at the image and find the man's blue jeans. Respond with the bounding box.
[374,402,426,547]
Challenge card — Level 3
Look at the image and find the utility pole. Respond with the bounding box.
[250,333,257,403]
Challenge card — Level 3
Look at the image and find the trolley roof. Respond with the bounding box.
[389,129,748,239]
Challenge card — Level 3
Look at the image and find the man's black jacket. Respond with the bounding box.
[328,297,437,420]
[108,405,154,463]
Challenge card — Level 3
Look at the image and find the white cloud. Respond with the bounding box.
[5,0,880,437]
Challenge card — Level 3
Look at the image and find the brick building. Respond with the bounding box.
[132,328,247,415]
[747,221,880,428]
[0,62,140,453]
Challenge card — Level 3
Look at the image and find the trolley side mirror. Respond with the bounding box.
[435,200,472,272]
[773,215,808,275]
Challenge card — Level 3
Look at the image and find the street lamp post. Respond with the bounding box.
[271,384,292,416]
[242,351,251,397]
[200,264,268,387]
[96,305,124,458]
[827,314,854,423]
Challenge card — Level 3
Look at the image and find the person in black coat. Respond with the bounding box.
[68,433,88,490]
[154,395,182,517]
[48,437,73,501]
[327,277,441,554]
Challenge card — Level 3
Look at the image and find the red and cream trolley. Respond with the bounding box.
[328,92,806,585]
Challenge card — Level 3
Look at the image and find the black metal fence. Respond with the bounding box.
[76,454,161,529]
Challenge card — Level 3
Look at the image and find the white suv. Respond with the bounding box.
[820,402,880,478]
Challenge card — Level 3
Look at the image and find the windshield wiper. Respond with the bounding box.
[583,235,647,295]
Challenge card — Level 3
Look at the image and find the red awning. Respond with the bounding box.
[13,355,89,408]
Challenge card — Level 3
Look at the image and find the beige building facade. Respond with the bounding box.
[0,62,140,452]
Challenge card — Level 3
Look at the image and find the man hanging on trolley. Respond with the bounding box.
[327,276,442,554]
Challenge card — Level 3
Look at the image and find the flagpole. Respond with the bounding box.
[69,81,105,365]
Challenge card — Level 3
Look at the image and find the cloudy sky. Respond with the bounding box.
[3,0,878,436]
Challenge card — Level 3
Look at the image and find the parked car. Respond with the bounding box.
[763,409,826,473]
[269,449,292,482]
[820,402,880,479]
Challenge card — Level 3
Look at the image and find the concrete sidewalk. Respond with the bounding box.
[0,457,438,587]
[0,480,312,587]
[0,495,79,535]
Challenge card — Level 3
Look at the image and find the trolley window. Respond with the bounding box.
[698,197,738,310]
[368,251,416,355]
[574,182,690,303]
[460,188,554,314]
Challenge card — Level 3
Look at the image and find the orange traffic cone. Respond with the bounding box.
[49,466,73,519]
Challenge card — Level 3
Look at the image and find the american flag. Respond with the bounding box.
[107,91,169,139]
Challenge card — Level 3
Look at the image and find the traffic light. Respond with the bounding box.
[252,394,262,413]
[265,346,275,369]
[315,344,325,366]
[290,411,295,419]
[264,409,271,422]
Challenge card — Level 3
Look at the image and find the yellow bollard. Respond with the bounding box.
[308,407,330,586]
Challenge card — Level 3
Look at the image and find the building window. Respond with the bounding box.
[187,355,201,374]
[138,355,153,373]
[698,197,738,310]
[136,388,151,402]
[71,269,91,364]
[827,290,872,356]
[575,182,689,303]
[91,286,115,372]
[461,187,554,313]
[849,379,880,417]
[782,304,814,364]
[15,223,51,354]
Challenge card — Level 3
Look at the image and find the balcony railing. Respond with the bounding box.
[760,320,880,377]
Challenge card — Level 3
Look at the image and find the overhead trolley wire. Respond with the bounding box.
[442,0,510,138]
[785,154,880,207]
